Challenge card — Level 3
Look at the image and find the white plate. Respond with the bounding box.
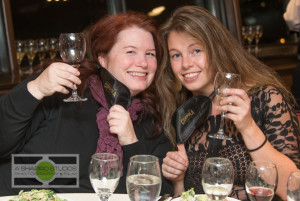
[5,196,74,201]
[171,194,240,201]
[59,196,75,201]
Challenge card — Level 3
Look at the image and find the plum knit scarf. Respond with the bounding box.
[89,75,143,170]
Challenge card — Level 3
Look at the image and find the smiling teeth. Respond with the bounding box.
[129,72,146,77]
[184,73,199,78]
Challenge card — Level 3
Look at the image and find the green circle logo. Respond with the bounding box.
[36,161,55,181]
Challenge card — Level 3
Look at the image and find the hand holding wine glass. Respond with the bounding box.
[126,155,162,201]
[209,72,241,140]
[202,157,234,201]
[287,170,300,201]
[59,32,87,102]
[245,161,278,201]
[89,153,121,201]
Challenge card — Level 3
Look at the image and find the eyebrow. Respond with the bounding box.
[169,43,201,52]
[123,46,156,52]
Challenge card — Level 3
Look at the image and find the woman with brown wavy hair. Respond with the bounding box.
[0,12,173,195]
[156,5,299,200]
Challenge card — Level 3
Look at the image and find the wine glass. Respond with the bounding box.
[287,170,300,201]
[59,32,87,102]
[202,157,234,201]
[89,153,121,201]
[245,161,278,201]
[242,26,248,47]
[246,26,255,53]
[16,40,26,76]
[126,155,162,201]
[37,39,47,63]
[26,39,38,75]
[49,38,59,60]
[208,72,241,140]
[254,25,263,56]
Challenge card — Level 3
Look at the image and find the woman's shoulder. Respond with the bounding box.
[251,85,285,101]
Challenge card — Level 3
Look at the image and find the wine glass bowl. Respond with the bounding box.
[126,155,162,201]
[89,153,121,201]
[202,157,234,201]
[245,161,278,201]
[59,32,87,102]
[287,170,300,201]
[208,72,241,140]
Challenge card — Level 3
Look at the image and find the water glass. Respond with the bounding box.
[126,155,162,201]
[287,170,300,201]
[202,157,234,201]
[89,153,121,201]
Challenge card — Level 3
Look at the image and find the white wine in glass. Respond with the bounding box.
[89,153,121,201]
[59,32,87,102]
[202,157,234,201]
[208,72,241,140]
[126,155,162,201]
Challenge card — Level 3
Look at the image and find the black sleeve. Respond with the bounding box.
[0,79,40,159]
[115,118,173,196]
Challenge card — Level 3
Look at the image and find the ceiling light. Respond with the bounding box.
[148,6,165,17]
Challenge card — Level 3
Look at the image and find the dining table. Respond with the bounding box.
[0,193,131,201]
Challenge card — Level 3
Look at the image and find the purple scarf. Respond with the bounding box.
[89,75,143,170]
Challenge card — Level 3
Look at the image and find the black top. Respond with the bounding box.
[0,78,173,196]
[184,86,300,201]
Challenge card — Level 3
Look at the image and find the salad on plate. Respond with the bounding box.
[8,189,68,201]
[180,188,208,201]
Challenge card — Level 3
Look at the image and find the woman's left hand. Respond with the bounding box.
[216,88,255,134]
[107,104,138,146]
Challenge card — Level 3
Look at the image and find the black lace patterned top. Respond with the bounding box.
[184,85,300,201]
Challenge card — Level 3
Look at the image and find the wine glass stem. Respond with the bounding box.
[218,112,226,134]
[72,84,79,97]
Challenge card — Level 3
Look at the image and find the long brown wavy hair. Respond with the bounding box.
[155,5,296,147]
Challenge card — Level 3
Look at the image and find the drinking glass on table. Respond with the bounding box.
[59,32,87,102]
[245,161,278,201]
[89,153,121,201]
[208,72,241,140]
[202,157,234,201]
[126,155,162,201]
[287,170,300,201]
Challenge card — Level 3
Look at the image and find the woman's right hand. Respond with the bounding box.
[162,144,189,182]
[27,62,81,100]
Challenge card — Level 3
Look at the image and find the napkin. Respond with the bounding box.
[99,67,131,109]
[172,95,212,144]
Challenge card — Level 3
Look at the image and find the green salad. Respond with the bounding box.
[180,188,208,201]
[9,189,67,201]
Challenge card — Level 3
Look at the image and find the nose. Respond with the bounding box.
[136,54,147,68]
[182,54,193,69]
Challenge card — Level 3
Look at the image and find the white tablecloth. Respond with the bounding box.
[0,193,130,201]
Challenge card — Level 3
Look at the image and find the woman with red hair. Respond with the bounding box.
[0,12,173,196]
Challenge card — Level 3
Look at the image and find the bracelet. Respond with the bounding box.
[247,135,268,152]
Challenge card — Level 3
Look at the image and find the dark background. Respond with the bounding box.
[9,0,294,44]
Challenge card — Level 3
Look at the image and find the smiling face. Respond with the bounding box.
[168,31,215,96]
[98,27,157,97]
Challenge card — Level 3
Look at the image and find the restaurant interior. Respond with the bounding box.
[0,0,298,95]
[0,1,300,200]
